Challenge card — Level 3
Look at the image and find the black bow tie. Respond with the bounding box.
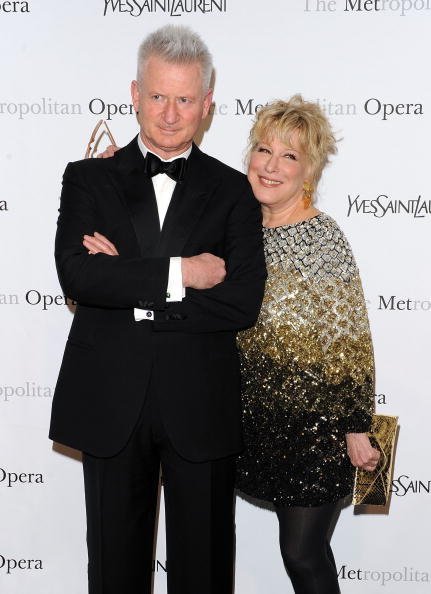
[144,151,187,182]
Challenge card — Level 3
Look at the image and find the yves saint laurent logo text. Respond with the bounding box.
[103,0,227,17]
[391,474,431,496]
[347,194,430,218]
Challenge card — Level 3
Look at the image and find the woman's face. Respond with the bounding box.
[247,131,311,210]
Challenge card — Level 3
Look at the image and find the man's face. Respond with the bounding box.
[131,55,213,159]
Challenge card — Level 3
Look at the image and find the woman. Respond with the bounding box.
[236,95,379,593]
[84,95,380,593]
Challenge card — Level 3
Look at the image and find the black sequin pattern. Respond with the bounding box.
[236,213,375,506]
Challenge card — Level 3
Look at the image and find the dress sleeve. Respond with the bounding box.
[312,220,375,434]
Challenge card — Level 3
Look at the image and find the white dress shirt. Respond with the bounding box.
[134,136,191,322]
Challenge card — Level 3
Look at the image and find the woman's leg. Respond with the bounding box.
[275,501,341,594]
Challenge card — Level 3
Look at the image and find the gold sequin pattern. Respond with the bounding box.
[236,213,375,506]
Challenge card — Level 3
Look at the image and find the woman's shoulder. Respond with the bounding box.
[306,212,358,281]
[312,211,347,237]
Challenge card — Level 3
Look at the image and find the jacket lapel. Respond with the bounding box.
[106,137,160,257]
[156,144,220,257]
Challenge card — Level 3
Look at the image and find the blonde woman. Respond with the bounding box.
[236,96,379,593]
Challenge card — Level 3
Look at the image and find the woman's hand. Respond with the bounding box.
[346,433,380,472]
[97,144,120,158]
[83,232,119,256]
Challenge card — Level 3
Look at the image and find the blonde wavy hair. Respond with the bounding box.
[247,95,338,185]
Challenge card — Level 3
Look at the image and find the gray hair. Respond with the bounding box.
[137,25,213,91]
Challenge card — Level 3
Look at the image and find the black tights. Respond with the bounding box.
[275,501,341,594]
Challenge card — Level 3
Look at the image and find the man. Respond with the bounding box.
[50,25,266,594]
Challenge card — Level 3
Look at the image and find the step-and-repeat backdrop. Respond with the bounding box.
[1,1,430,593]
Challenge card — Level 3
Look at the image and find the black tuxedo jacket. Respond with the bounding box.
[49,137,266,461]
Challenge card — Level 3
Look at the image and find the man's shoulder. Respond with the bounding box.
[193,146,247,183]
[63,136,138,178]
[63,154,114,180]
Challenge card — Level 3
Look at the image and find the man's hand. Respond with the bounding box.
[97,145,120,159]
[83,232,119,255]
[181,253,226,289]
[82,235,225,290]
[346,433,380,472]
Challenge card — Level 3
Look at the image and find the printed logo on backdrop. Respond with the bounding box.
[364,296,431,312]
[87,96,424,122]
[0,98,81,120]
[103,0,227,17]
[89,98,133,121]
[0,467,44,487]
[391,474,431,496]
[234,97,424,120]
[338,565,430,586]
[347,195,430,218]
[1,290,76,310]
[304,0,431,17]
[88,97,357,121]
[378,296,431,311]
[153,560,167,573]
[375,393,387,404]
[234,98,357,117]
[0,382,53,403]
[0,292,18,304]
[88,97,230,120]
[0,200,8,212]
[365,97,423,120]
[0,290,76,310]
[0,96,421,122]
[0,555,42,575]
[0,1,30,13]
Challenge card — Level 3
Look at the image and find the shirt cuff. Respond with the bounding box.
[167,257,185,302]
[134,309,154,322]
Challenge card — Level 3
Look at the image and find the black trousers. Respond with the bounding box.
[83,378,236,594]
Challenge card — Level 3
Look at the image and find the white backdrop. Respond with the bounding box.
[1,1,430,592]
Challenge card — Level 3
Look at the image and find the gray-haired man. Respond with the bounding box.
[50,25,266,594]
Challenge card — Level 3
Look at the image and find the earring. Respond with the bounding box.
[303,181,314,208]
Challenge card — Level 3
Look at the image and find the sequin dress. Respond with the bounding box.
[236,213,375,506]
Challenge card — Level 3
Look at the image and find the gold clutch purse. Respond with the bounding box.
[353,414,398,506]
